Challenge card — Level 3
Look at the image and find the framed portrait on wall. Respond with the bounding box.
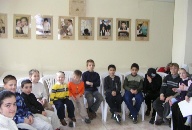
[0,13,7,38]
[97,18,113,40]
[116,18,131,41]
[69,0,86,16]
[78,17,94,40]
[58,16,75,40]
[35,15,53,40]
[135,19,149,41]
[13,14,31,39]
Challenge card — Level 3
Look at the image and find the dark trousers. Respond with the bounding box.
[172,102,190,130]
[123,90,144,118]
[105,92,123,113]
[54,98,75,119]
[145,93,159,117]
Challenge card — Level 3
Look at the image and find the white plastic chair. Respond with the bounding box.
[122,72,145,121]
[156,72,168,80]
[101,72,124,122]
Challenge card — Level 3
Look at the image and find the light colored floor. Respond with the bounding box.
[62,111,170,130]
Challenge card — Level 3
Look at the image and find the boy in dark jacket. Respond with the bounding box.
[143,68,162,124]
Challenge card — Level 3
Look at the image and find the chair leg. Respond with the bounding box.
[103,101,108,122]
[122,102,126,121]
[141,101,145,121]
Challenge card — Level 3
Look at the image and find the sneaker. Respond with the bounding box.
[115,114,121,124]
[91,111,97,119]
[155,119,164,125]
[145,110,150,116]
[128,113,133,119]
[84,118,91,124]
[132,117,138,124]
[149,116,155,124]
[60,119,67,126]
[68,121,73,127]
[184,120,190,126]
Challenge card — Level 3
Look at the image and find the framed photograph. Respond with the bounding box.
[69,0,86,16]
[97,18,113,40]
[116,18,131,41]
[35,15,53,40]
[135,19,149,41]
[0,13,7,38]
[13,14,31,39]
[58,16,75,40]
[78,17,94,40]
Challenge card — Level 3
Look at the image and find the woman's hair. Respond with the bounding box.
[0,90,16,107]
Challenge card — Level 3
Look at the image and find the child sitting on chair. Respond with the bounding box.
[20,79,63,130]
[68,70,91,124]
[50,71,76,127]
[29,69,54,111]
[104,64,123,124]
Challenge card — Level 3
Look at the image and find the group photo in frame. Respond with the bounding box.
[116,18,131,41]
[78,17,94,40]
[58,16,75,40]
[135,19,149,41]
[13,14,31,39]
[97,18,113,40]
[35,15,53,40]
[0,13,7,38]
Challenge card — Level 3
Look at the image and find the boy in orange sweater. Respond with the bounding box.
[68,70,91,124]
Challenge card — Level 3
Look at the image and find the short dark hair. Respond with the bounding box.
[74,70,82,77]
[108,64,116,70]
[21,79,32,88]
[0,90,16,107]
[44,18,48,22]
[131,63,139,70]
[3,75,17,84]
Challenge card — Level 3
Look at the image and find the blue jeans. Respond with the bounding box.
[123,90,144,118]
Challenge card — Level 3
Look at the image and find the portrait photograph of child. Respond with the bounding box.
[0,13,7,38]
[135,19,149,41]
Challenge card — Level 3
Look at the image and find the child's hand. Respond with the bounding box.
[24,118,31,124]
[179,83,185,90]
[28,115,34,125]
[160,94,165,101]
[111,91,116,96]
[165,96,173,102]
[147,75,152,83]
[185,96,190,102]
[130,89,135,94]
[172,88,178,92]
[42,111,47,116]
[169,100,172,106]
[86,81,93,86]
[76,94,80,99]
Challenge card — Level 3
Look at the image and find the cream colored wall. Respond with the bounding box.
[0,0,174,74]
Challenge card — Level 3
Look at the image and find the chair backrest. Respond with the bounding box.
[100,72,124,96]
[17,77,30,93]
[40,75,57,93]
[156,72,168,80]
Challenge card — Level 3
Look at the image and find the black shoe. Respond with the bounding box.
[145,110,150,116]
[68,121,73,127]
[155,119,164,125]
[84,118,91,124]
[115,114,121,124]
[149,116,155,124]
[111,113,116,120]
[128,113,133,119]
[132,117,138,124]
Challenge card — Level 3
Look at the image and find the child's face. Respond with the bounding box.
[73,74,81,82]
[21,83,32,95]
[131,67,138,76]
[170,66,179,75]
[0,96,17,118]
[4,80,17,93]
[16,20,21,27]
[179,69,187,79]
[87,62,95,72]
[30,72,40,83]
[56,73,65,84]
[21,18,27,26]
[108,67,116,76]
[121,23,126,28]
